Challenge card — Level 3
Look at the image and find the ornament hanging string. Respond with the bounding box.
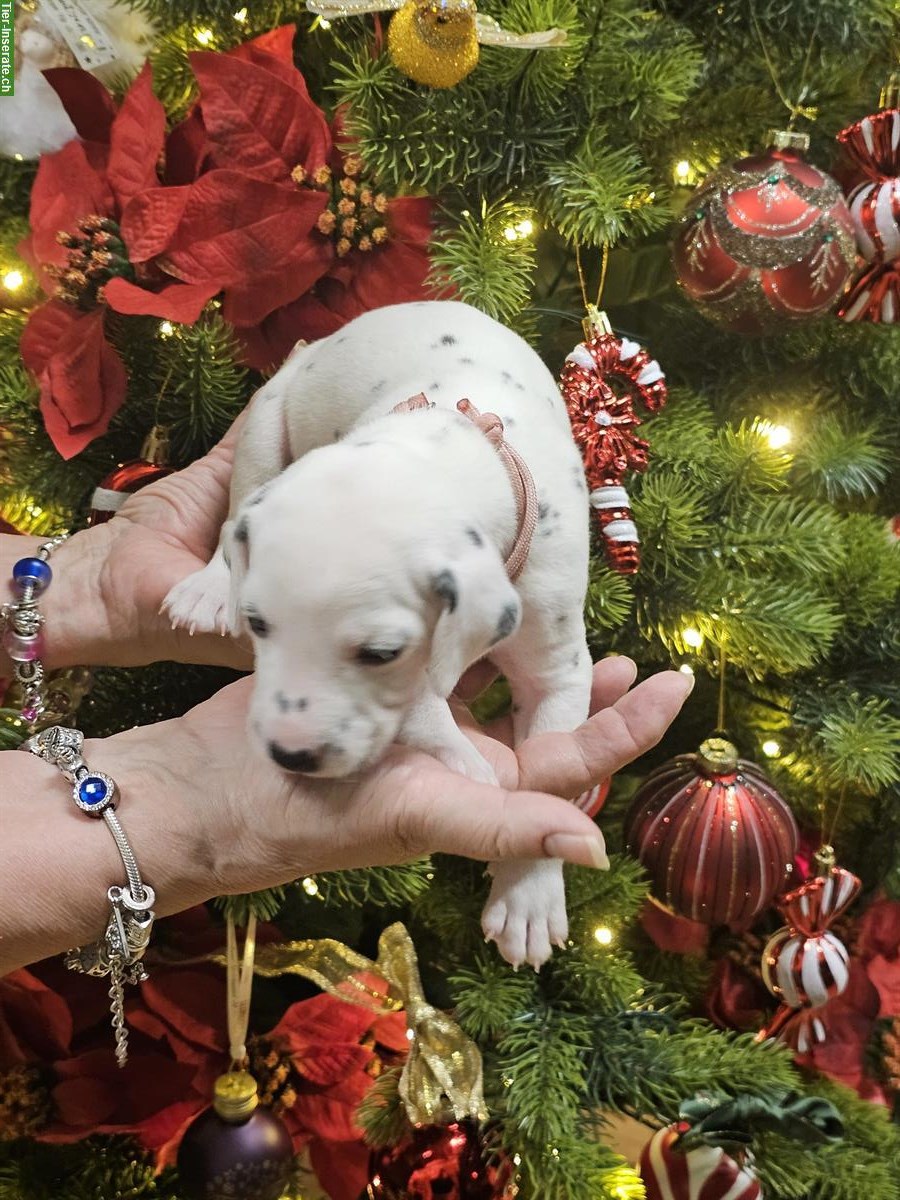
[749,2,820,129]
[225,913,257,1067]
[717,640,728,733]
[825,781,849,850]
[574,241,609,313]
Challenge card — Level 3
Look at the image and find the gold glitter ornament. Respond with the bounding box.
[388,0,479,88]
[307,0,567,89]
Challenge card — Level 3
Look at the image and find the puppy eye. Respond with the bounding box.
[246,611,270,638]
[356,644,404,665]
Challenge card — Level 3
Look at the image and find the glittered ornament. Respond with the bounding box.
[623,736,798,928]
[366,1120,514,1200]
[88,426,172,525]
[560,307,667,574]
[639,1123,761,1200]
[759,854,860,1053]
[673,131,856,333]
[307,0,566,90]
[176,1071,293,1200]
[836,93,900,322]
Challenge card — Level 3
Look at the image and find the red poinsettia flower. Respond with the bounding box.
[256,980,408,1200]
[19,65,231,458]
[167,27,437,369]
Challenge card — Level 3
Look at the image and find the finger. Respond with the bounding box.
[589,656,638,714]
[378,763,609,868]
[453,658,500,703]
[516,670,694,799]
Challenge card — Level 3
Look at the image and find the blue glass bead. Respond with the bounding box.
[78,776,109,807]
[12,556,52,595]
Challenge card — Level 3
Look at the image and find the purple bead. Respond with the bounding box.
[20,705,39,723]
[12,556,52,595]
[2,629,43,662]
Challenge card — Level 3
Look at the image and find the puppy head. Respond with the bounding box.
[229,449,521,777]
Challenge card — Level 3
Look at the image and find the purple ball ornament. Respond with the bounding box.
[176,1071,293,1200]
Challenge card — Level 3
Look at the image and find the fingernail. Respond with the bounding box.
[681,671,696,696]
[623,658,638,685]
[543,833,610,869]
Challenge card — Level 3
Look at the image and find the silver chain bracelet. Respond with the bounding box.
[19,726,156,1068]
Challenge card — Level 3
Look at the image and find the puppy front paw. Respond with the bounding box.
[162,552,231,637]
[433,741,498,785]
[482,858,567,971]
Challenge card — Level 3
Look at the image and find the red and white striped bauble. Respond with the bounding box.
[837,107,900,323]
[760,865,860,1052]
[639,1124,761,1200]
[623,737,798,928]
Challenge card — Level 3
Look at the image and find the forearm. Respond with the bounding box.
[0,716,221,975]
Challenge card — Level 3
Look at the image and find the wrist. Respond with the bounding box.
[83,716,225,919]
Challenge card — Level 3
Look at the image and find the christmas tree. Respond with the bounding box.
[1,2,899,1199]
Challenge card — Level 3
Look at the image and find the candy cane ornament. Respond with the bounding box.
[559,308,667,574]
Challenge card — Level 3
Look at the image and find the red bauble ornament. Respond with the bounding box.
[759,860,860,1053]
[366,1121,514,1200]
[673,131,855,333]
[623,737,798,928]
[87,426,172,525]
[560,308,668,574]
[639,1124,761,1200]
[176,1071,293,1200]
[836,105,900,322]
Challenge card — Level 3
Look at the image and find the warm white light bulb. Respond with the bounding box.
[683,626,704,649]
[762,739,781,758]
[319,17,332,28]
[757,419,792,450]
[233,6,248,20]
[675,160,691,179]
[2,270,24,291]
[301,876,319,895]
[516,218,534,237]
[593,926,613,946]
[194,27,214,45]
[679,663,695,676]
[159,320,174,337]
[503,226,518,241]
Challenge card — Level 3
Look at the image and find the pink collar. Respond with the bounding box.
[393,393,537,581]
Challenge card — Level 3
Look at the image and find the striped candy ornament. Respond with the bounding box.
[836,107,900,323]
[559,310,667,574]
[639,1125,761,1200]
[573,777,610,819]
[759,865,860,1052]
[623,737,798,928]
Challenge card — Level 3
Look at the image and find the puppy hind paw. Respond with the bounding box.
[482,858,568,971]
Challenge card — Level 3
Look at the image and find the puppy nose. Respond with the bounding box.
[268,743,322,773]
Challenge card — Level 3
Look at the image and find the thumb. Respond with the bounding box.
[383,764,609,868]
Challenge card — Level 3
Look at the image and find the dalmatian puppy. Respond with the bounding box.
[164,300,597,969]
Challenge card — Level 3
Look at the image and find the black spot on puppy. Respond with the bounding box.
[501,370,512,383]
[459,356,474,365]
[466,527,483,547]
[234,518,249,544]
[333,429,343,441]
[429,382,441,390]
[247,485,268,506]
[538,501,551,521]
[372,379,387,395]
[432,569,458,612]
[492,602,520,644]
[571,651,581,668]
[441,334,457,345]
[556,613,568,625]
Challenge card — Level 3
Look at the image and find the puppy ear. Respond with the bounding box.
[224,513,251,636]
[425,533,521,697]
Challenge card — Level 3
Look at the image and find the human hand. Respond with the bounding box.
[25,418,251,671]
[102,659,691,918]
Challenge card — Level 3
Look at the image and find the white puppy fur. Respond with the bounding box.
[164,301,594,969]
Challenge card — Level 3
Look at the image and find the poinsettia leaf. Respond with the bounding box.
[221,239,332,327]
[28,140,113,267]
[309,1138,370,1200]
[104,276,220,323]
[285,1041,372,1086]
[37,308,127,460]
[165,108,209,185]
[387,195,435,244]
[43,67,116,145]
[21,300,82,377]
[0,968,74,1063]
[108,62,166,212]
[235,292,345,371]
[191,51,331,181]
[120,185,193,262]
[230,24,297,65]
[159,170,327,288]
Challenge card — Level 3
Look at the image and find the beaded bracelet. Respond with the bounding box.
[20,726,156,1068]
[1,537,67,726]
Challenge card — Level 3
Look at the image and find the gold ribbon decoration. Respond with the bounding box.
[225,921,487,1125]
